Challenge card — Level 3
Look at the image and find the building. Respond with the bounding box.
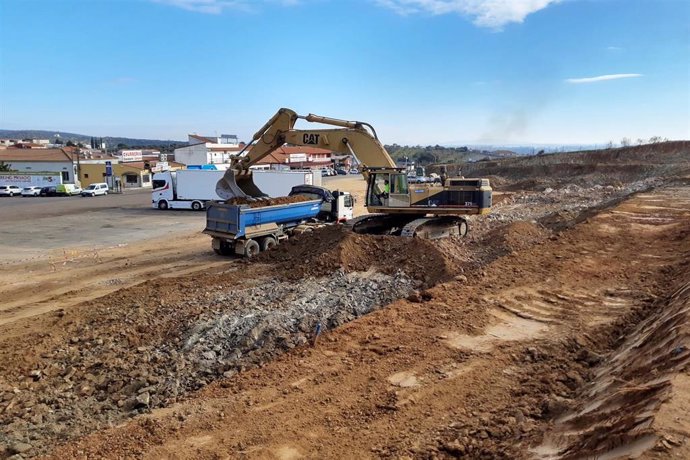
[79,157,184,188]
[252,146,337,170]
[0,148,78,183]
[173,134,244,165]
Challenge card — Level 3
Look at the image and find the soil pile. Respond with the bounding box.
[258,226,464,287]
[483,220,551,254]
[225,195,310,208]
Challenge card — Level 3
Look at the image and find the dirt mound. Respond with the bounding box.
[483,220,551,254]
[257,226,461,286]
[225,195,310,207]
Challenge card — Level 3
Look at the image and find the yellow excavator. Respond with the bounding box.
[216,108,492,239]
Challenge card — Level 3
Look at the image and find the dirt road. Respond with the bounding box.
[0,190,228,326]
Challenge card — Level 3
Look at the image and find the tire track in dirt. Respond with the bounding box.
[0,234,228,326]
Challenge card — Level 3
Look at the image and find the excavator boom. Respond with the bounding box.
[216,108,395,200]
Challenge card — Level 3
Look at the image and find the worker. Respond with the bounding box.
[440,167,447,186]
[374,178,389,206]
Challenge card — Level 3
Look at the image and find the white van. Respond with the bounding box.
[81,183,109,197]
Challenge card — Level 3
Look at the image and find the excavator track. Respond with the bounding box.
[347,214,468,239]
[400,216,468,239]
[346,214,412,236]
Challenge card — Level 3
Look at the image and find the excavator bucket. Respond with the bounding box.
[215,169,268,201]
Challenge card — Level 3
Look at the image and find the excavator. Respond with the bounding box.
[216,108,492,239]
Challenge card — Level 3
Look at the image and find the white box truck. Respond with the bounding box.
[152,170,226,210]
[251,170,316,197]
[152,169,318,210]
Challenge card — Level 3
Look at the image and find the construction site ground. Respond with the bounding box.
[1,143,689,459]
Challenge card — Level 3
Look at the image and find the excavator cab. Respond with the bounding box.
[366,169,411,208]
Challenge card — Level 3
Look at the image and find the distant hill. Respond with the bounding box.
[385,144,518,166]
[0,129,186,150]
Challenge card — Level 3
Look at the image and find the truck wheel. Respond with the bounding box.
[261,236,277,251]
[244,239,260,258]
[158,200,169,210]
[191,201,203,211]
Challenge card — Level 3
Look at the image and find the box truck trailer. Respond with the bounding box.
[152,169,317,210]
[152,170,226,210]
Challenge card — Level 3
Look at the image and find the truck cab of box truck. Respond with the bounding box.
[152,171,176,210]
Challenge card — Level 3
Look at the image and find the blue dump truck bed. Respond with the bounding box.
[204,199,322,239]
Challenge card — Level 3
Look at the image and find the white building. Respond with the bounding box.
[0,148,77,183]
[174,134,244,166]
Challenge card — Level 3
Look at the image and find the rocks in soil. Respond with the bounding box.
[0,269,414,456]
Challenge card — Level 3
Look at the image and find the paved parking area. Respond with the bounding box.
[0,189,207,263]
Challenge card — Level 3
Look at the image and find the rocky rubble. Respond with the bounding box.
[0,270,415,457]
[468,178,661,240]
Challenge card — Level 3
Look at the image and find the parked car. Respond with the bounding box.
[40,186,58,197]
[336,169,348,175]
[349,169,359,174]
[57,183,83,196]
[81,183,109,197]
[0,185,23,197]
[21,186,42,197]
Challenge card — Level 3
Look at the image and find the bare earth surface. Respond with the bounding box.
[1,145,689,459]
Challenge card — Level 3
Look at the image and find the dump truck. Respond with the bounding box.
[204,185,353,257]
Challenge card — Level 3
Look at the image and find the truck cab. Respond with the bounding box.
[152,171,175,209]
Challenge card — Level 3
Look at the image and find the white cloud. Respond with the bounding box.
[152,0,244,14]
[375,0,561,29]
[152,0,299,14]
[565,74,643,84]
[606,46,623,51]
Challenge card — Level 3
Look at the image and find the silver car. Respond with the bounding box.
[21,186,42,197]
[0,185,23,196]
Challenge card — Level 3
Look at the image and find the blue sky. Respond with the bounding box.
[1,0,688,145]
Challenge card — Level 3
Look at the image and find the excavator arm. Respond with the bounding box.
[216,108,397,200]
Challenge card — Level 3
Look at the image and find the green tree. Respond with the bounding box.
[66,140,76,147]
[0,161,14,172]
